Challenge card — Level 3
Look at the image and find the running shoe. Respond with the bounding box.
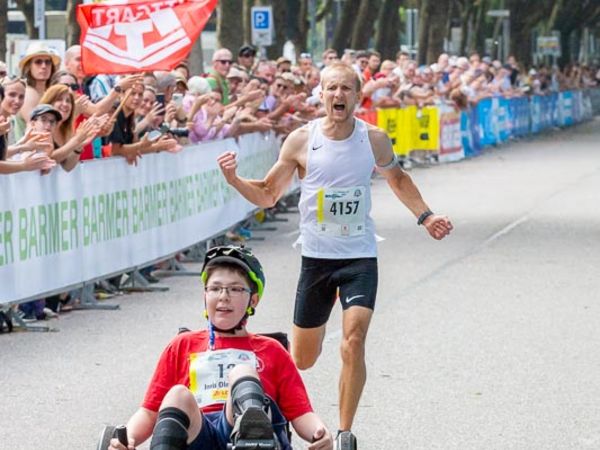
[336,430,357,450]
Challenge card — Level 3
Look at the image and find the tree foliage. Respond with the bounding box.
[15,0,38,39]
[8,0,595,68]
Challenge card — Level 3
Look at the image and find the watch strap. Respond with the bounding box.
[417,210,434,226]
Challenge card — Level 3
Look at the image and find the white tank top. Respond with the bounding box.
[297,118,377,259]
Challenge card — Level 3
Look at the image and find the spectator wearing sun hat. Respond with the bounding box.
[16,42,61,141]
[172,71,189,95]
[276,57,292,73]
[227,67,248,102]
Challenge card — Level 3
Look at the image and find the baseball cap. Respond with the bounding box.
[30,104,62,122]
[238,45,257,57]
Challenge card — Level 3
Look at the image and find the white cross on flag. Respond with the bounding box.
[77,0,217,74]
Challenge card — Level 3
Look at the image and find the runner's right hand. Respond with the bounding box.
[217,151,238,184]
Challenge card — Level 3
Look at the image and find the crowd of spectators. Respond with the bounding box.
[2,42,600,178]
[1,41,599,322]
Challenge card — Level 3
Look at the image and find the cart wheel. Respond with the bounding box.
[97,425,116,450]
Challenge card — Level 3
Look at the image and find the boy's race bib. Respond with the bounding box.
[189,349,257,408]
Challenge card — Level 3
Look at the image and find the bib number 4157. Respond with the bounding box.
[330,201,360,216]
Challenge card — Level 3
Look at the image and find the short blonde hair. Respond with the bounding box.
[320,62,362,92]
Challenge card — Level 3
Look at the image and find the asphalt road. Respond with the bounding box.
[2,119,600,450]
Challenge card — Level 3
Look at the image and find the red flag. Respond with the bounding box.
[77,0,217,75]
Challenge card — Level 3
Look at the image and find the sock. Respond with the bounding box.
[149,407,190,450]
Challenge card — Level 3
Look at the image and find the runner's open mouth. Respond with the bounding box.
[333,103,345,111]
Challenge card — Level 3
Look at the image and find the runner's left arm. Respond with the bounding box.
[368,128,453,240]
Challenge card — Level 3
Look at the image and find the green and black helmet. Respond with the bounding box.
[200,245,266,299]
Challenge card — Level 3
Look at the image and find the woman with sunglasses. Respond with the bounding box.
[16,43,61,141]
[38,84,103,171]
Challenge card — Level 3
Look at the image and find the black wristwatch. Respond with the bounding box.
[417,210,434,226]
[114,85,123,93]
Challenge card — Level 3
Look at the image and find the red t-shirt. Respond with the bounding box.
[74,114,95,160]
[142,331,313,421]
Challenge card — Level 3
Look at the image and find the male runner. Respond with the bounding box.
[217,62,453,449]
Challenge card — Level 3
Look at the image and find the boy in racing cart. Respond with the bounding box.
[109,245,333,450]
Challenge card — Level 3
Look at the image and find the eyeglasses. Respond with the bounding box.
[240,52,254,58]
[205,285,252,298]
[62,82,80,91]
[33,59,53,66]
[275,83,288,90]
[217,60,233,65]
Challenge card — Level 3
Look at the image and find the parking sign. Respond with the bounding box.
[251,6,273,46]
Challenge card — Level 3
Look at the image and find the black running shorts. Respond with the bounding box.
[293,256,378,329]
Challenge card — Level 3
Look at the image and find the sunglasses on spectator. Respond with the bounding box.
[33,59,53,66]
[62,82,80,91]
[240,52,254,58]
[61,83,79,91]
[217,60,233,65]
[275,83,288,90]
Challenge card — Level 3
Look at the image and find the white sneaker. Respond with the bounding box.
[43,307,59,319]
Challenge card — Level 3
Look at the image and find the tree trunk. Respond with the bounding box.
[188,33,205,76]
[243,0,253,46]
[350,0,381,50]
[426,0,449,63]
[291,0,309,56]
[66,0,82,47]
[332,0,361,54]
[258,0,286,59]
[374,0,402,60]
[508,0,533,67]
[459,3,473,56]
[15,0,38,38]
[217,0,244,51]
[445,0,454,50]
[472,0,487,55]
[0,1,7,62]
[545,0,564,33]
[490,18,503,59]
[417,0,431,65]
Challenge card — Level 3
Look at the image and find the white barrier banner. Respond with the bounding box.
[0,133,279,304]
